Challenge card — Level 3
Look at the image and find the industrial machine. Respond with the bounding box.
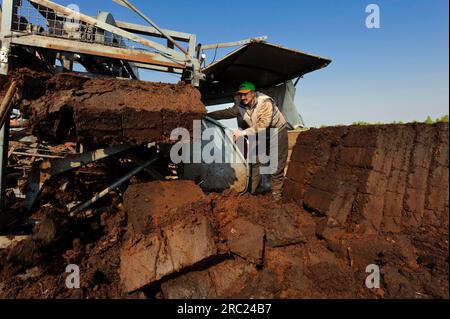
[0,0,331,219]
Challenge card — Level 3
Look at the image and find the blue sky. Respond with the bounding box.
[53,0,448,127]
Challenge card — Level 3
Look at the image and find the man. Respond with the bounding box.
[207,82,288,201]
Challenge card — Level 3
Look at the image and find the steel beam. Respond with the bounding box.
[115,20,192,42]
[111,0,190,56]
[0,0,15,213]
[69,155,158,217]
[0,0,15,75]
[0,81,17,129]
[10,34,186,69]
[0,121,9,214]
[115,20,197,57]
[201,36,267,50]
[188,34,197,58]
[132,62,183,74]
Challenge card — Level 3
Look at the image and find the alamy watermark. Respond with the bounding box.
[365,264,380,289]
[366,4,381,29]
[65,264,80,289]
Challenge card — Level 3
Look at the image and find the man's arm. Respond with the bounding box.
[244,100,273,136]
[207,104,240,120]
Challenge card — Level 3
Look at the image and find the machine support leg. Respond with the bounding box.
[0,120,10,214]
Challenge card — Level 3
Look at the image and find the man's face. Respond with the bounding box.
[239,91,256,106]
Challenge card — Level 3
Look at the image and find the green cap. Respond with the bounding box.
[236,82,256,94]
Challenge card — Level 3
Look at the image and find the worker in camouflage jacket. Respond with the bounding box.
[207,82,288,202]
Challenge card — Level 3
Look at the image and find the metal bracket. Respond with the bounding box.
[201,36,268,51]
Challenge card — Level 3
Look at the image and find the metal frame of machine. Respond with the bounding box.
[0,0,207,213]
[0,0,332,216]
[0,0,203,80]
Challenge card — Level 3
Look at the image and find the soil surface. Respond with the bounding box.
[1,123,447,299]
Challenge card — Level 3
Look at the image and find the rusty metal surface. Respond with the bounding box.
[10,34,186,68]
[0,81,17,128]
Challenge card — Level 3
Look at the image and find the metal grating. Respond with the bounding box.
[12,0,156,53]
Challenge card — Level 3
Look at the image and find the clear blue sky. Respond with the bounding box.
[55,0,449,127]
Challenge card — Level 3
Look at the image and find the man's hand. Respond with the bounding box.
[232,129,246,139]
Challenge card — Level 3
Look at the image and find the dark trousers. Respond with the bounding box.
[249,126,288,195]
